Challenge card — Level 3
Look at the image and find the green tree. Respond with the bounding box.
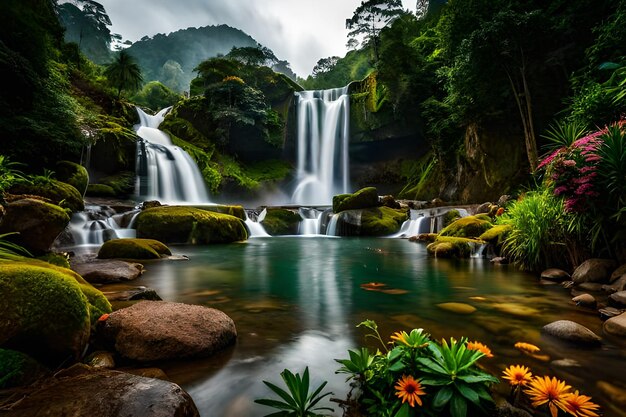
[346,0,405,63]
[226,46,277,67]
[131,81,181,111]
[312,56,340,76]
[104,51,143,99]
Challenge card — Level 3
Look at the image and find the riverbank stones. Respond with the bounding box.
[542,320,601,346]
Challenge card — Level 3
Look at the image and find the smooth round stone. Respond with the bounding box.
[542,320,601,346]
[572,293,596,308]
[541,268,570,282]
[436,302,477,314]
[491,303,539,317]
[603,312,626,337]
[609,291,626,308]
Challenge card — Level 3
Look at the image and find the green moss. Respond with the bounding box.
[360,206,408,236]
[37,252,70,269]
[86,183,116,197]
[442,210,461,228]
[0,348,48,388]
[9,179,84,212]
[439,215,493,239]
[97,238,172,260]
[427,236,480,258]
[261,209,301,235]
[55,161,89,195]
[333,187,379,213]
[135,206,248,244]
[479,224,512,243]
[99,171,135,196]
[191,205,246,220]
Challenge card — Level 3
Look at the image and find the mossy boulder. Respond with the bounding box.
[427,236,479,258]
[86,183,117,197]
[37,252,71,269]
[479,224,512,246]
[98,171,136,197]
[0,262,93,364]
[9,179,84,213]
[0,198,70,254]
[333,187,379,213]
[0,348,49,388]
[442,209,461,228]
[135,206,248,244]
[439,215,493,239]
[55,161,89,196]
[333,207,408,236]
[191,205,246,221]
[261,209,301,235]
[98,238,172,260]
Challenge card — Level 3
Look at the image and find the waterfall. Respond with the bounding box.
[68,205,139,246]
[135,107,210,203]
[245,209,270,238]
[298,207,323,235]
[291,87,350,205]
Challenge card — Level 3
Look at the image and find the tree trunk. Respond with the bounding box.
[505,68,538,172]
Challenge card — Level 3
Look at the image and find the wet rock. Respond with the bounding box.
[576,282,604,292]
[599,307,624,320]
[497,195,512,206]
[475,202,492,214]
[603,275,626,293]
[333,187,379,213]
[495,402,533,417]
[98,238,171,260]
[542,320,601,346]
[142,200,162,209]
[492,303,540,317]
[572,293,596,308]
[101,286,162,302]
[609,291,626,308]
[4,364,199,417]
[610,264,626,283]
[120,367,169,380]
[380,195,400,209]
[85,351,115,369]
[551,358,582,368]
[572,258,618,284]
[490,256,509,264]
[99,301,236,362]
[562,281,575,289]
[541,268,570,282]
[603,312,626,337]
[436,302,477,314]
[72,260,143,283]
[0,348,49,388]
[597,381,626,407]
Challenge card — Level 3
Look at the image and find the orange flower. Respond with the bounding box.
[502,365,533,387]
[561,390,601,417]
[524,376,571,417]
[515,342,541,354]
[390,331,409,346]
[466,341,494,358]
[98,313,110,322]
[395,375,425,408]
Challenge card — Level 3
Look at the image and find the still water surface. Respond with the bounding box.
[130,237,625,417]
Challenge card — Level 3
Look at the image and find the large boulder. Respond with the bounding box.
[572,258,619,284]
[604,312,626,337]
[427,237,475,258]
[261,208,301,235]
[0,198,70,254]
[9,179,84,212]
[99,301,236,362]
[98,238,171,260]
[542,320,602,346]
[3,364,200,417]
[610,263,626,283]
[55,160,89,196]
[333,187,379,213]
[540,268,571,282]
[331,207,408,236]
[0,348,49,388]
[72,259,144,283]
[135,206,247,244]
[440,215,493,239]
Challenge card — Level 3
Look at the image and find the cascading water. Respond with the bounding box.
[135,107,210,203]
[390,211,427,238]
[291,87,350,205]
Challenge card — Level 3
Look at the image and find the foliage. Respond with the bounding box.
[132,81,182,111]
[312,57,340,77]
[335,320,498,417]
[541,121,588,151]
[0,156,30,193]
[0,233,33,260]
[227,45,277,67]
[254,367,335,417]
[104,50,143,98]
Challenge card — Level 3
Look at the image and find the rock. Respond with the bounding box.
[190,204,246,220]
[102,286,162,302]
[576,282,604,292]
[562,281,575,289]
[597,381,626,408]
[98,238,171,260]
[495,402,533,417]
[497,195,512,206]
[380,195,400,209]
[121,367,169,380]
[73,260,143,283]
[541,268,571,282]
[0,348,49,388]
[9,179,84,213]
[85,351,115,369]
[4,364,200,417]
[135,206,248,244]
[478,224,511,244]
[436,302,477,314]
[599,307,624,320]
[439,215,493,239]
[492,303,540,317]
[603,312,626,337]
[142,200,162,209]
[333,187,379,213]
[542,320,602,346]
[442,209,461,228]
[427,237,474,258]
[610,264,626,283]
[609,291,626,308]
[414,233,437,243]
[603,275,626,293]
[99,301,236,362]
[490,257,509,264]
[551,358,581,368]
[429,198,446,207]
[475,202,492,214]
[86,184,116,197]
[260,208,301,235]
[572,258,618,284]
[55,161,89,196]
[0,198,70,254]
[572,293,596,308]
[332,207,408,236]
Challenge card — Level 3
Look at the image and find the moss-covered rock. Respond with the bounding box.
[479,224,512,245]
[427,236,479,258]
[55,161,89,196]
[191,205,246,220]
[37,252,71,269]
[98,171,136,197]
[86,184,117,197]
[0,262,93,364]
[98,238,172,260]
[261,209,301,235]
[333,187,379,213]
[333,207,408,236]
[135,206,248,244]
[0,348,49,388]
[439,215,493,239]
[9,179,84,213]
[442,209,461,228]
[0,198,70,254]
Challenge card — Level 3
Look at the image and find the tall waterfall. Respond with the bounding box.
[135,107,210,203]
[291,87,350,205]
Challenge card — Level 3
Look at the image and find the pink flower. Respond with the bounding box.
[554,186,568,196]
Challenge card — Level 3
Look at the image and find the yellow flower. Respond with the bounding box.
[466,340,494,358]
[394,375,425,408]
[524,376,571,417]
[502,365,533,387]
[561,390,601,417]
[515,342,541,354]
[390,331,409,346]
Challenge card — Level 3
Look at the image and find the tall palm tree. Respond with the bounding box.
[104,50,143,99]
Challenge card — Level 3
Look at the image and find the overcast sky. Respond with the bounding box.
[100,0,416,77]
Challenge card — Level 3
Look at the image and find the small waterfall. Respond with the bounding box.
[291,87,350,205]
[298,207,323,235]
[326,215,339,236]
[68,205,139,246]
[135,107,210,203]
[244,209,270,238]
[390,216,425,238]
